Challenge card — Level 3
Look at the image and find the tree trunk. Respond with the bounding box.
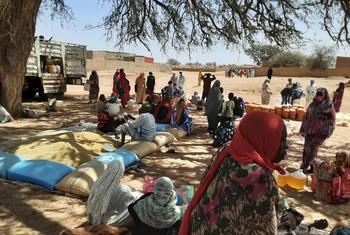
[0,0,42,116]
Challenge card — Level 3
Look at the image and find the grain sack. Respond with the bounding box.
[7,160,74,191]
[6,132,117,167]
[55,160,107,197]
[121,141,159,158]
[165,128,187,139]
[154,132,176,147]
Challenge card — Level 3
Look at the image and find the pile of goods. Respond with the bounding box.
[246,103,306,121]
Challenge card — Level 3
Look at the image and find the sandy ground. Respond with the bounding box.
[0,71,350,234]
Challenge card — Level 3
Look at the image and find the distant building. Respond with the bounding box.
[336,56,350,68]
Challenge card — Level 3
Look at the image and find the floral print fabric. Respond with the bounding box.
[191,154,282,235]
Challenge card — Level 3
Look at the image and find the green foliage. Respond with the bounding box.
[167,58,180,66]
[270,52,306,67]
[306,46,335,69]
[244,44,282,64]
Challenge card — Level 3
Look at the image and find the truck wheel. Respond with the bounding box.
[22,90,37,100]
[39,88,47,100]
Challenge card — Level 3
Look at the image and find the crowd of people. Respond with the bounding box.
[260,76,346,113]
[80,68,350,235]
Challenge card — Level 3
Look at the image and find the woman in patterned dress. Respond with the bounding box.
[261,79,272,105]
[88,70,99,103]
[180,111,291,235]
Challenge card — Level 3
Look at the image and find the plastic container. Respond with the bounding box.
[296,108,305,121]
[282,109,290,119]
[268,107,275,113]
[275,106,283,117]
[289,109,296,120]
[143,176,155,193]
[288,170,307,190]
[55,100,64,111]
[48,65,57,73]
[56,65,61,74]
[107,103,120,116]
[275,171,289,187]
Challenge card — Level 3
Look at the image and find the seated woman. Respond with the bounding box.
[97,94,124,133]
[312,150,350,203]
[171,99,193,135]
[87,160,143,227]
[180,111,292,235]
[153,98,174,124]
[128,177,181,235]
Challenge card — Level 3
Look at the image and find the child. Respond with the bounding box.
[191,91,200,106]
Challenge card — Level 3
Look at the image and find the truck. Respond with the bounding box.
[23,37,87,99]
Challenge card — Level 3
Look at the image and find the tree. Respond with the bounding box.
[306,46,335,69]
[271,52,306,67]
[0,0,70,116]
[1,1,350,115]
[167,58,180,66]
[244,44,282,64]
[205,62,217,67]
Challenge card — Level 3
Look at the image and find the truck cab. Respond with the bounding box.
[23,37,86,99]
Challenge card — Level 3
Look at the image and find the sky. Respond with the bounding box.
[35,0,350,65]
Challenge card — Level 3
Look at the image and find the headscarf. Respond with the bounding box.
[206,80,221,109]
[301,88,335,136]
[176,100,186,125]
[133,177,181,229]
[138,72,145,79]
[87,160,139,225]
[262,79,270,90]
[180,111,286,234]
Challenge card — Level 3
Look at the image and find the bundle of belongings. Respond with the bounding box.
[311,150,350,203]
[0,105,14,123]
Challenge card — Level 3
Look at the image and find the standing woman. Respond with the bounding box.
[261,79,272,105]
[206,80,222,132]
[118,69,131,107]
[300,88,336,171]
[135,73,146,104]
[88,70,99,104]
[332,82,345,112]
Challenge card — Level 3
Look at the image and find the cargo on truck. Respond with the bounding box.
[23,36,87,99]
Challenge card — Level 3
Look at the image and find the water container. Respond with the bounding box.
[107,103,120,116]
[288,170,307,190]
[55,100,64,111]
[56,65,61,74]
[48,65,57,74]
[275,170,289,187]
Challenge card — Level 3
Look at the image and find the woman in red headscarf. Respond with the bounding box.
[113,69,130,107]
[179,111,290,235]
[332,82,345,112]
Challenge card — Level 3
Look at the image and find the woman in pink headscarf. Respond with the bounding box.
[135,73,146,104]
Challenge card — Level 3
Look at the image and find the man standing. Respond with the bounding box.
[305,80,317,108]
[146,72,155,93]
[201,73,216,101]
[177,71,185,90]
[267,67,273,80]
